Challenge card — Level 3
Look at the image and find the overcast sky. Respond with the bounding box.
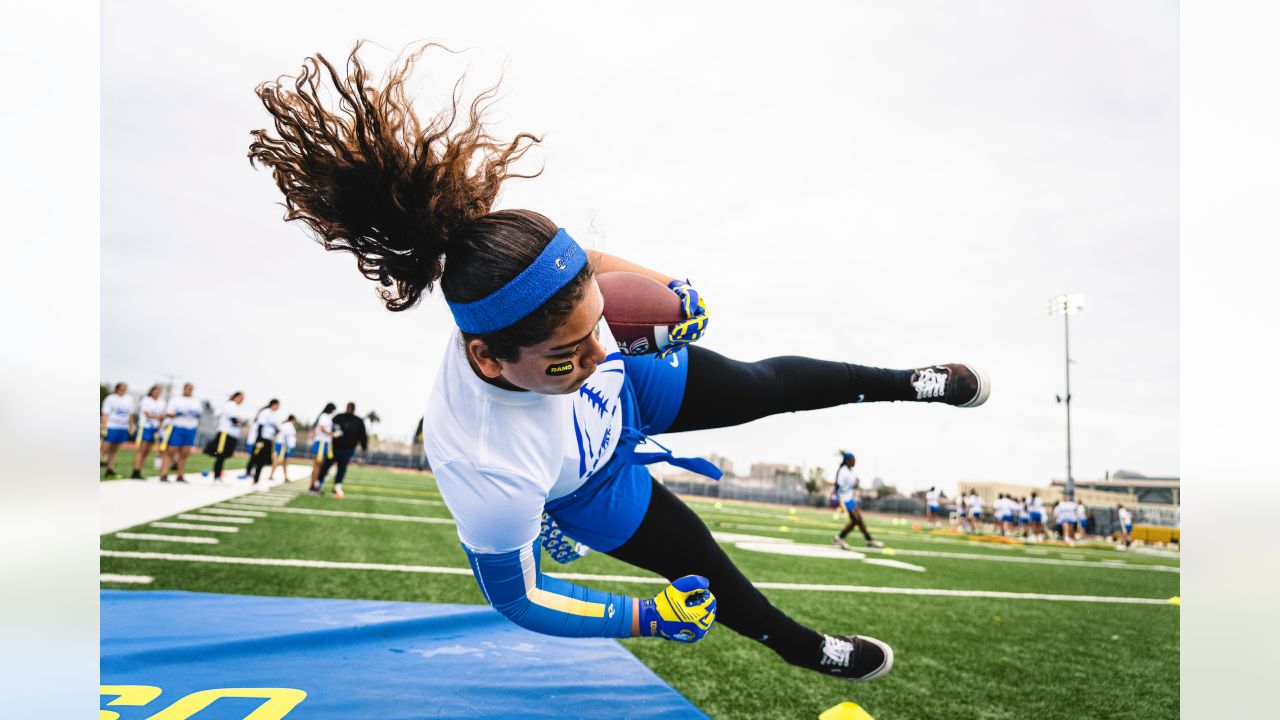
[100,0,1178,494]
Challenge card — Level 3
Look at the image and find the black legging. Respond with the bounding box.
[608,479,820,665]
[319,447,356,486]
[246,438,274,482]
[210,432,239,479]
[608,345,913,665]
[666,345,912,432]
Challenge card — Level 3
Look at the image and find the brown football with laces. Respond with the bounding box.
[597,272,683,356]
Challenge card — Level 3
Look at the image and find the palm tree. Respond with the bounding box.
[365,410,381,425]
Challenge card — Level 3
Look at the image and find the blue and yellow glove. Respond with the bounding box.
[540,513,592,564]
[657,279,709,359]
[639,575,717,642]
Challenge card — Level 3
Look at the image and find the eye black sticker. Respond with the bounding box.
[546,361,575,376]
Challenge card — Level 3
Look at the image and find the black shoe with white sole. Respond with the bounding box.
[910,364,991,407]
[815,634,894,682]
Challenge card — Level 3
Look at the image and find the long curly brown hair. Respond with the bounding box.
[248,42,591,360]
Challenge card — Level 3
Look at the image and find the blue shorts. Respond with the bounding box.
[1030,511,1043,523]
[168,426,197,448]
[1123,523,1133,533]
[544,347,688,553]
[104,428,130,444]
[312,440,333,460]
[928,505,940,513]
[274,441,292,457]
[843,497,858,513]
[998,514,1011,523]
[971,511,982,519]
[137,426,158,443]
[1018,516,1029,524]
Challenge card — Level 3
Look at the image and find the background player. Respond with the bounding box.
[317,402,369,499]
[308,402,336,494]
[967,490,984,534]
[129,384,166,479]
[1117,504,1134,548]
[268,413,298,482]
[242,398,281,485]
[925,486,942,529]
[160,383,201,483]
[100,382,134,480]
[208,391,248,481]
[831,453,884,550]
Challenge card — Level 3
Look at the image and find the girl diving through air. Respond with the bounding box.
[248,42,989,682]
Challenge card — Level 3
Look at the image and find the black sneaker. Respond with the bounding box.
[816,635,894,682]
[909,364,990,407]
[130,470,143,480]
[159,476,170,483]
[104,469,120,480]
[175,477,188,484]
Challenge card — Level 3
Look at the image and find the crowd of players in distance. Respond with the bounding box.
[922,488,1135,547]
[828,452,1135,549]
[99,381,369,498]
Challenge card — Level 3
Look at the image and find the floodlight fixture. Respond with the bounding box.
[1048,293,1086,316]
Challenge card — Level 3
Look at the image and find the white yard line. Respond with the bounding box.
[214,506,456,525]
[101,550,473,576]
[337,495,445,507]
[855,546,1179,573]
[98,550,1179,607]
[177,514,253,524]
[115,533,220,545]
[100,573,153,584]
[717,523,1177,573]
[197,508,268,518]
[149,522,240,533]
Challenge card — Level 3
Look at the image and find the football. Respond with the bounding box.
[597,271,684,356]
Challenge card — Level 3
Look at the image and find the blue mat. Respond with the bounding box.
[101,590,708,719]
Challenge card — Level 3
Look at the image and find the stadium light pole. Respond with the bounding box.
[1048,293,1085,500]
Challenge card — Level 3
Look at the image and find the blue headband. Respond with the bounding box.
[446,228,588,334]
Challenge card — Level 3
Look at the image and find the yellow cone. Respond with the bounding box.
[883,548,895,556]
[779,525,789,532]
[820,701,876,720]
[1168,596,1180,606]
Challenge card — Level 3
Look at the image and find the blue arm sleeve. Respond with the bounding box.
[463,542,634,638]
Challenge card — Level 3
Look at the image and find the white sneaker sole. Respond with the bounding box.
[958,364,992,408]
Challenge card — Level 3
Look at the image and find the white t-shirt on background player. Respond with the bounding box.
[101,394,135,430]
[424,321,627,554]
[313,412,335,444]
[138,396,166,430]
[167,396,202,429]
[250,408,279,443]
[277,421,297,449]
[216,402,249,439]
[926,489,941,508]
[834,465,858,505]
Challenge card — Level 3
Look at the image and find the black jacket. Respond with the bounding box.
[332,412,369,453]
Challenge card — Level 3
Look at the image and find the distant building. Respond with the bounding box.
[1050,476,1180,506]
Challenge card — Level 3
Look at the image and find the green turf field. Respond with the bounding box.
[100,461,1179,720]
